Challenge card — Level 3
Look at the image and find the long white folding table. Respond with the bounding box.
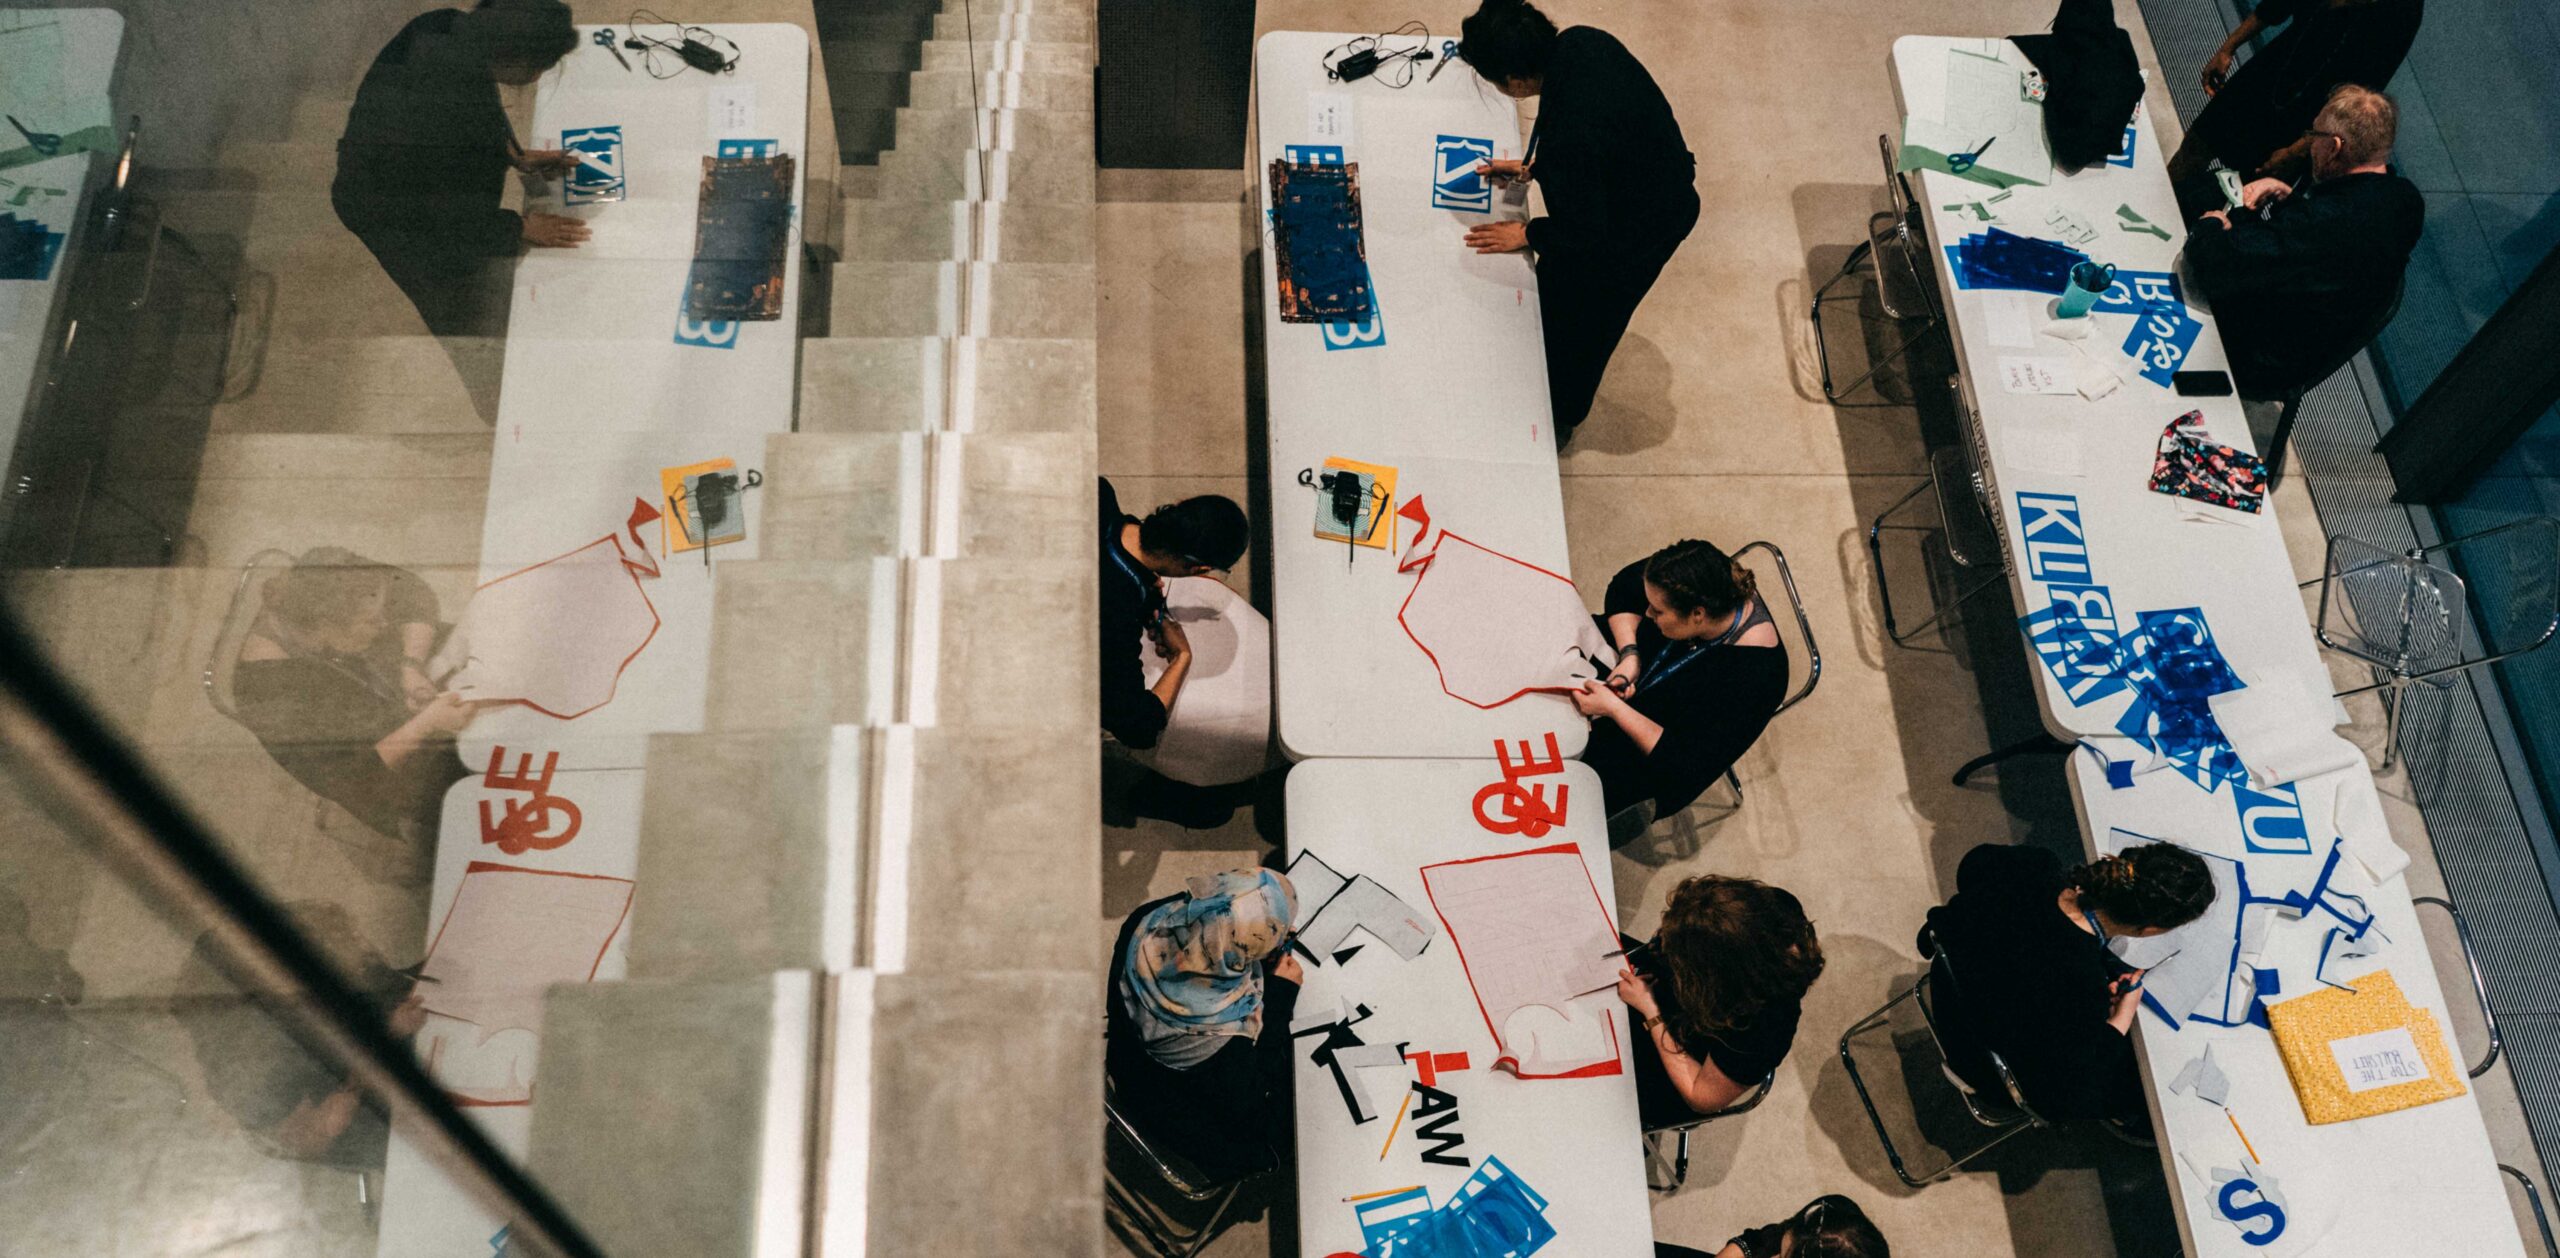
[1285,758,1650,1257]
[378,25,808,1255]
[0,10,122,474]
[1253,31,1585,761]
[1891,34,2523,1256]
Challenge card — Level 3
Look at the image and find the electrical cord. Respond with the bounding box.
[1323,21,1434,89]
[623,9,740,78]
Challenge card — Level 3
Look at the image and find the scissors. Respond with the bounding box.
[6,115,62,157]
[1946,135,1997,175]
[1427,37,1460,81]
[594,27,632,71]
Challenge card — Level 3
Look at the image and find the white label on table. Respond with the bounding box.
[2330,1026,2430,1093]
[1308,91,1354,146]
[1998,355,2075,395]
[708,83,758,137]
[1984,297,2036,348]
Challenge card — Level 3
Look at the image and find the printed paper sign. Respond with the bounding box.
[707,84,757,137]
[2330,1026,2431,1093]
[2122,302,2203,386]
[561,125,626,205]
[1431,134,1495,212]
[2091,269,2184,315]
[1308,92,1355,145]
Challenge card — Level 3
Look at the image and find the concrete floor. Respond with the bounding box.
[1095,1,2549,1255]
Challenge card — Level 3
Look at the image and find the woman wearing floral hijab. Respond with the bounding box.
[1106,869,1301,1179]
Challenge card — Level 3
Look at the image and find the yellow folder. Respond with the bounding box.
[2265,969,2466,1125]
[1312,456,1398,551]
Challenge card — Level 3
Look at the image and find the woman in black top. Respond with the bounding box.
[333,0,588,336]
[1576,540,1788,824]
[1095,478,1253,828]
[2169,0,2422,209]
[1923,842,2215,1124]
[1616,875,1824,1131]
[1458,0,1699,445]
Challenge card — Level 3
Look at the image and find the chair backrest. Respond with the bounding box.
[1102,893,1252,1198]
[2282,273,2406,404]
[1914,925,2040,1120]
[2425,516,2560,666]
[202,549,298,722]
[2316,533,2468,677]
[1731,541,1821,717]
[1872,133,1941,322]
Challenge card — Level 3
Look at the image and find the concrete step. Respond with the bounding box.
[210,335,500,435]
[626,730,843,978]
[902,68,1089,111]
[800,336,1095,433]
[919,37,1089,75]
[891,106,1093,157]
[756,434,925,562]
[703,558,902,733]
[817,37,922,74]
[871,143,1093,203]
[931,9,1088,43]
[181,433,492,571]
[839,199,1091,262]
[755,431,1090,562]
[830,260,1093,339]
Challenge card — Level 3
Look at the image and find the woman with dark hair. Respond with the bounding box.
[1924,841,2216,1127]
[1097,477,1261,828]
[332,0,589,337]
[1574,540,1787,824]
[1657,1192,1892,1258]
[234,548,478,843]
[1615,875,1824,1128]
[1457,0,1698,445]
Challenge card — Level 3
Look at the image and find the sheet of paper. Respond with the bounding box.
[419,862,636,1035]
[438,533,661,720]
[1286,850,1350,924]
[1398,533,1611,706]
[2169,1042,2231,1106]
[1420,844,1624,1076]
[707,83,757,137]
[1295,874,1435,960]
[1308,91,1354,145]
[2330,1026,2431,1093]
[2209,676,2362,789]
[1984,296,2035,348]
[1999,355,2076,395]
[2330,776,2411,883]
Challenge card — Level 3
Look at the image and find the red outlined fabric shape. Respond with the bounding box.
[444,499,664,719]
[417,860,636,1106]
[1397,531,1611,708]
[1419,842,1627,1080]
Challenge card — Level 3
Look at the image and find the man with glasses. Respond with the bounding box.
[2169,0,2422,213]
[2185,85,2422,401]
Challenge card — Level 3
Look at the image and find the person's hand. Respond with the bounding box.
[399,663,436,710]
[1604,652,1641,696]
[2237,176,2293,211]
[1271,951,1304,986]
[1476,157,1533,187]
[2201,49,2234,95]
[415,691,482,734]
[1149,616,1191,662]
[2107,969,2146,1034]
[1463,221,1530,254]
[1615,966,1661,1021]
[2198,208,2233,232]
[388,990,428,1038]
[521,212,591,248]
[1569,677,1621,719]
[513,148,580,177]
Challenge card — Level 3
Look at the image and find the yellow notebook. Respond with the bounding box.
[1311,456,1398,551]
[2265,969,2466,1125]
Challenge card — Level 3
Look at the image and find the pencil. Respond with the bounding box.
[2225,1108,2260,1165]
[1343,1185,1422,1203]
[1378,1093,1411,1160]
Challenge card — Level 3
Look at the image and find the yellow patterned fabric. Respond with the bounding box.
[2267,968,2466,1125]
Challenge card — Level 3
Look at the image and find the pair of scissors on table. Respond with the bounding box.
[7,116,62,157]
[594,27,632,71]
[1427,37,1461,81]
[1947,135,1998,175]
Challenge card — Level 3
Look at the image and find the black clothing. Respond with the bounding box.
[2187,169,2422,397]
[2011,0,2145,170]
[1586,560,1788,819]
[233,560,465,842]
[1105,896,1298,1182]
[1625,932,1800,1130]
[1922,843,2144,1123]
[332,9,522,335]
[2188,0,2423,177]
[1523,27,1699,438]
[1097,478,1172,749]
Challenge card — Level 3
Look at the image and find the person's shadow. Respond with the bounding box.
[1571,332,1679,455]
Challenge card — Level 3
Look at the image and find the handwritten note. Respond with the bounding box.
[2330,1027,2431,1093]
[1999,355,2076,395]
[1308,91,1355,146]
[707,84,757,137]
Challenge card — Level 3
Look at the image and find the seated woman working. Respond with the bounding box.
[1615,874,1825,1130]
[1105,869,1300,1181]
[234,548,479,844]
[1657,1192,1891,1258]
[1923,842,2215,1127]
[1575,540,1787,825]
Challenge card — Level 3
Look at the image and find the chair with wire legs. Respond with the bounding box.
[2304,516,2560,772]
[1840,927,2051,1187]
[1870,442,2008,648]
[2505,1164,2560,1258]
[1812,134,1943,403]
[1644,1072,1773,1192]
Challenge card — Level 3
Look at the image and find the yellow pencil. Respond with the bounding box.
[2225,1108,2261,1165]
[1378,1093,1412,1160]
[1343,1184,1423,1204]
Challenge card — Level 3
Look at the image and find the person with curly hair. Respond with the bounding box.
[1657,1192,1892,1258]
[1615,875,1824,1128]
[1923,841,2216,1128]
[1574,540,1788,829]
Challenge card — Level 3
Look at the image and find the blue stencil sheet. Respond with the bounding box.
[1364,1157,1556,1258]
[1271,159,1376,323]
[1943,226,2090,293]
[2067,608,2250,790]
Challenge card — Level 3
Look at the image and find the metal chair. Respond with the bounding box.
[2257,276,2402,489]
[1870,439,2007,647]
[1643,1072,1772,1191]
[1812,134,1943,402]
[2304,516,2560,771]
[1103,1081,1255,1258]
[2505,1164,2559,1257]
[201,549,297,721]
[1840,929,2050,1187]
[2417,895,2505,1079]
[92,114,240,402]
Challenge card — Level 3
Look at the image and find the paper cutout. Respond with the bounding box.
[2211,1159,2290,1245]
[1333,945,1367,965]
[417,861,635,1104]
[1326,1040,1412,1125]
[1287,851,1349,917]
[438,500,664,719]
[1354,1185,1434,1252]
[1396,495,1433,553]
[1298,875,1436,961]
[1420,843,1625,1079]
[1397,533,1611,708]
[1132,576,1272,786]
[2330,776,2412,883]
[475,747,583,854]
[2170,1043,2232,1106]
[1376,1157,1559,1257]
[1412,1049,1471,1088]
[1407,1083,1470,1166]
[1472,734,1572,837]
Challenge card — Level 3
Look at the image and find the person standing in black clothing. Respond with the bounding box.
[2186,85,2422,399]
[2169,0,2421,211]
[1097,478,1251,827]
[1458,0,1699,446]
[333,0,588,338]
[1922,842,2214,1127]
[1615,875,1823,1130]
[1575,540,1788,827]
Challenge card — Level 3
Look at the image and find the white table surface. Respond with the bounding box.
[1286,758,1650,1257]
[0,9,121,470]
[384,27,807,1253]
[1891,35,2523,1257]
[1254,32,1585,762]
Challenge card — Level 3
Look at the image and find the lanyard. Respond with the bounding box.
[1634,641,1707,695]
[2081,906,2111,948]
[1105,533,1164,621]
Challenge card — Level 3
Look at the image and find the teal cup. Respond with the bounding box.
[2055,261,2117,319]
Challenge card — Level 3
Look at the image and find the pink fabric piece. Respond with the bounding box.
[443,503,663,719]
[1397,532,1613,708]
